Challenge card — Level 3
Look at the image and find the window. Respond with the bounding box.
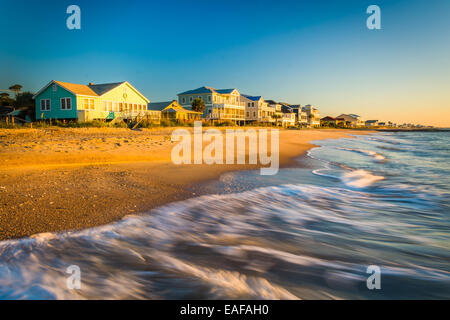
[119,103,123,112]
[60,97,71,110]
[182,97,185,103]
[107,101,112,111]
[208,96,211,102]
[102,101,107,111]
[84,98,95,110]
[53,84,57,92]
[40,99,50,111]
[189,96,193,102]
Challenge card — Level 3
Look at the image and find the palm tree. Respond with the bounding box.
[9,84,23,96]
[191,98,206,113]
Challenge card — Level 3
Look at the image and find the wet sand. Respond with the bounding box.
[0,127,372,240]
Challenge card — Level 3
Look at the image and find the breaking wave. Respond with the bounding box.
[0,131,449,300]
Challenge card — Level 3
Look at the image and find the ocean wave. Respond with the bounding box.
[1,181,448,299]
[336,147,386,162]
[341,170,385,188]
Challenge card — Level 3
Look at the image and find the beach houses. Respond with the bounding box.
[336,114,359,127]
[241,95,276,123]
[148,100,201,121]
[265,100,284,125]
[348,114,365,126]
[288,105,308,127]
[365,120,379,127]
[321,116,338,126]
[33,80,150,122]
[177,86,246,123]
[281,107,296,127]
[302,105,321,127]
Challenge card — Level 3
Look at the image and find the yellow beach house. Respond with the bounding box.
[148,100,202,121]
[33,80,151,122]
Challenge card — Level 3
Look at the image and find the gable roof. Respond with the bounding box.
[242,94,262,101]
[281,105,295,113]
[148,101,176,111]
[178,86,238,95]
[336,114,358,122]
[33,80,149,102]
[148,100,201,114]
[89,82,124,95]
[178,86,216,95]
[54,81,99,96]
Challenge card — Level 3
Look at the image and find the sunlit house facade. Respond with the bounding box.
[177,86,246,122]
[33,80,150,122]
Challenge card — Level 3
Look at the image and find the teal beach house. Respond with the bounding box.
[33,80,151,122]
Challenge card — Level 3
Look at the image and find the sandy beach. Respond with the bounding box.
[0,127,372,240]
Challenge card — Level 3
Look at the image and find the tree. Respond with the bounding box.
[9,84,23,96]
[191,97,205,113]
[15,91,36,120]
[15,91,34,108]
[0,92,14,107]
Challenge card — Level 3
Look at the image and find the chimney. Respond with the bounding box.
[89,82,93,86]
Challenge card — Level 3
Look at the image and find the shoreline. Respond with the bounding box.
[0,128,373,241]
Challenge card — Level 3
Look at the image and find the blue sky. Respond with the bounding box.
[1,0,449,126]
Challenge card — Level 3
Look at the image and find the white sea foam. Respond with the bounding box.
[341,170,384,188]
[0,134,448,301]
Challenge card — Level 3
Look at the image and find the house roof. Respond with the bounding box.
[88,82,125,95]
[321,116,336,120]
[178,86,216,95]
[281,105,294,113]
[178,86,238,95]
[54,81,99,96]
[33,80,150,103]
[242,94,262,101]
[336,114,358,122]
[148,101,175,111]
[148,100,201,113]
[366,120,379,123]
[265,100,278,105]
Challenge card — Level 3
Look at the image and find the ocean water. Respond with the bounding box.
[0,131,449,299]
